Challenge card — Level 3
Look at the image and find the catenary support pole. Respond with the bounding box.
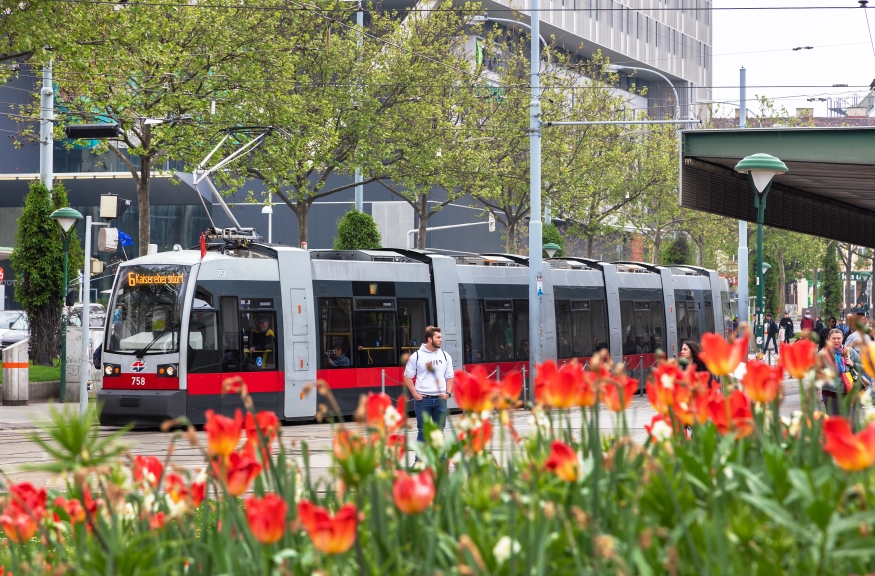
[60,233,70,402]
[737,67,749,329]
[529,0,543,374]
[80,216,92,418]
[40,61,53,191]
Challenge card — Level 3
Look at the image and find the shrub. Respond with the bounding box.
[333,209,381,250]
[542,222,565,258]
[660,234,692,266]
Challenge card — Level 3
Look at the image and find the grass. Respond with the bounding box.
[0,360,62,384]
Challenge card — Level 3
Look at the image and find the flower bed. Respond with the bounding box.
[2,332,875,575]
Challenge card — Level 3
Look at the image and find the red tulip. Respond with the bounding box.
[779,339,816,379]
[245,411,279,448]
[544,441,579,482]
[133,455,164,489]
[392,469,436,515]
[164,472,189,504]
[9,483,47,518]
[54,496,86,524]
[191,478,206,508]
[1,506,38,543]
[245,493,288,544]
[365,393,405,433]
[212,451,262,496]
[454,366,495,413]
[601,376,639,412]
[534,360,583,408]
[297,499,358,555]
[494,370,524,410]
[742,360,783,404]
[644,414,674,442]
[647,363,687,414]
[823,417,875,472]
[457,417,493,454]
[699,332,748,376]
[205,409,243,458]
[707,389,753,438]
[149,511,166,530]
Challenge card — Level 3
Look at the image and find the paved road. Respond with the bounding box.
[0,383,804,490]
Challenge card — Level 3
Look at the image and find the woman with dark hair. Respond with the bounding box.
[819,327,862,419]
[680,340,718,387]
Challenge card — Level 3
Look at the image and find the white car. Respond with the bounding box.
[0,311,28,352]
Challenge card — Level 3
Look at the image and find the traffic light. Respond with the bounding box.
[64,123,121,140]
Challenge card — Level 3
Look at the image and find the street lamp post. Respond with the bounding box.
[262,204,273,243]
[734,153,788,352]
[50,207,83,403]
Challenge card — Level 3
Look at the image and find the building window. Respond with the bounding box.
[646,17,649,44]
[654,21,658,48]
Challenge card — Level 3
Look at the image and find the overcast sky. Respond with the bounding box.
[711,0,874,119]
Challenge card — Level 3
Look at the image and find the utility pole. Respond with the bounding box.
[40,61,53,191]
[528,0,543,374]
[354,1,364,212]
[737,67,749,329]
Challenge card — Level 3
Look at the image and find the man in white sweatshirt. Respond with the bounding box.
[404,326,454,443]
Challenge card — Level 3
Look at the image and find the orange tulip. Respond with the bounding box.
[245,411,279,448]
[601,376,639,412]
[365,393,405,433]
[742,360,783,404]
[644,414,674,442]
[212,451,262,497]
[164,473,189,504]
[823,417,875,472]
[699,332,748,376]
[494,370,523,410]
[458,417,493,454]
[205,409,243,458]
[779,339,816,379]
[454,366,495,413]
[647,363,687,414]
[149,511,166,530]
[392,469,436,515]
[535,360,582,408]
[245,493,288,544]
[297,499,358,555]
[133,455,164,489]
[1,506,38,543]
[859,341,875,380]
[707,390,753,438]
[544,441,579,482]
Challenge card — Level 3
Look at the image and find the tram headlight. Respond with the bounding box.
[157,364,178,378]
[103,363,120,376]
[104,365,113,376]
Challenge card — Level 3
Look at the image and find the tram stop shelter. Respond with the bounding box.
[681,126,875,247]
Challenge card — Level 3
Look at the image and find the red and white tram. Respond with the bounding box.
[97,237,731,426]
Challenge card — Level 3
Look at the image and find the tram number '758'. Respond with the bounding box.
[131,377,146,386]
[217,269,227,278]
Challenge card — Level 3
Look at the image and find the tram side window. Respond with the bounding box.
[240,311,277,370]
[677,302,700,343]
[591,300,609,353]
[319,298,353,368]
[354,299,397,367]
[188,289,219,374]
[512,300,529,360]
[398,299,428,362]
[556,301,573,359]
[704,301,715,333]
[461,298,484,364]
[220,297,241,372]
[620,300,665,354]
[483,300,514,362]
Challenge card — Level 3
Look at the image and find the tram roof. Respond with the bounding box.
[681,126,875,248]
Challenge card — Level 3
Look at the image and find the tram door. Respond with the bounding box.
[186,285,223,424]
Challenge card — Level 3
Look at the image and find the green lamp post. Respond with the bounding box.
[543,243,561,258]
[734,154,787,353]
[51,207,83,402]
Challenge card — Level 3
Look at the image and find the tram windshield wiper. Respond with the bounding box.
[133,324,177,358]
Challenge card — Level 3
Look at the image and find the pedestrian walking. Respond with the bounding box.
[764,313,779,355]
[815,316,825,333]
[403,326,454,445]
[819,328,861,423]
[679,340,718,387]
[819,317,837,351]
[779,311,795,344]
[800,309,815,332]
[844,312,872,349]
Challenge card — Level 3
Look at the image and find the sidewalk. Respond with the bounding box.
[0,401,55,430]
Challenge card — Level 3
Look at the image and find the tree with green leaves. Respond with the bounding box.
[660,235,693,266]
[333,210,381,250]
[820,241,843,321]
[30,0,291,255]
[10,180,83,365]
[542,223,564,258]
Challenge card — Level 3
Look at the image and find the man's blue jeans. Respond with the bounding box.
[413,396,446,442]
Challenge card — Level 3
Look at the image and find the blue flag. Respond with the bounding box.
[118,230,134,247]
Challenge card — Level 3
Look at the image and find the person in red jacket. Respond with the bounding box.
[800,309,815,332]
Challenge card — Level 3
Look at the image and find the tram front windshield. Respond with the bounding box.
[106,264,190,355]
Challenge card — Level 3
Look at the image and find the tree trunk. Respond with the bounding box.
[296,202,310,247]
[586,235,594,258]
[137,155,151,256]
[695,234,705,267]
[845,244,854,314]
[812,265,819,319]
[505,219,517,254]
[778,249,786,313]
[417,194,428,249]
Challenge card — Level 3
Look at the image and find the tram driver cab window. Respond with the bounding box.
[188,288,219,374]
[241,311,277,370]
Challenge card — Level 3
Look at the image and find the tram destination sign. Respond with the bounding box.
[127,272,186,287]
